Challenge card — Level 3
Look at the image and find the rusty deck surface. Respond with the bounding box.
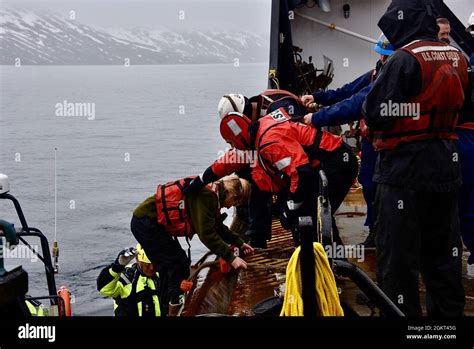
[183,189,474,316]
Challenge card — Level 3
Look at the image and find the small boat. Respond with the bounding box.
[0,174,71,317]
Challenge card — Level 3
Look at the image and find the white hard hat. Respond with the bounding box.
[217,94,246,119]
[0,174,10,194]
[467,12,474,34]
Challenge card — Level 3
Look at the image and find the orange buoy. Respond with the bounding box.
[180,280,194,293]
[57,286,72,317]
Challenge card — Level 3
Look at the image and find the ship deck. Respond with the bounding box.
[182,188,474,316]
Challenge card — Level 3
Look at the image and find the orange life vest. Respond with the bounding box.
[373,40,469,150]
[155,177,220,237]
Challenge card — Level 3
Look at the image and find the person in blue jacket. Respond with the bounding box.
[300,34,395,247]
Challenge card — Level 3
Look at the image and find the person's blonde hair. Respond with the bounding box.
[222,175,251,206]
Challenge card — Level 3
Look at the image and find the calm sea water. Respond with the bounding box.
[0,63,268,315]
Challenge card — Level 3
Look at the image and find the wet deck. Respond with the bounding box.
[183,188,474,316]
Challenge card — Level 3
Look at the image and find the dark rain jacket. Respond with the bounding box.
[362,0,472,192]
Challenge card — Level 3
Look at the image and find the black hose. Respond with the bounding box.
[333,259,404,317]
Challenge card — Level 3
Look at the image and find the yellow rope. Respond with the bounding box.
[280,242,344,316]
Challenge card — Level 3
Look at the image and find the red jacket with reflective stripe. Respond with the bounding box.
[210,149,252,178]
[373,41,469,150]
[252,108,342,193]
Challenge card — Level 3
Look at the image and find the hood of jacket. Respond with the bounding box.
[378,0,439,49]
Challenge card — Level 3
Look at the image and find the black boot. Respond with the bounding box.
[245,230,268,249]
[249,238,267,249]
[359,228,376,248]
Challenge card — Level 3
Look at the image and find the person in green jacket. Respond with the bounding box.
[131,174,254,316]
[25,298,48,316]
[97,244,161,316]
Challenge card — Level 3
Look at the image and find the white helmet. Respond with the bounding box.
[467,12,474,35]
[217,94,246,119]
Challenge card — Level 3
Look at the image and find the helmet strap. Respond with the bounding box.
[249,120,259,149]
[224,95,239,112]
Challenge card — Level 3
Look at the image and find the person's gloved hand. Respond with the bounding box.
[280,198,303,230]
[115,247,137,267]
[182,176,205,195]
[216,212,228,224]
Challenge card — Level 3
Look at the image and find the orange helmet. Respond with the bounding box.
[220,112,252,150]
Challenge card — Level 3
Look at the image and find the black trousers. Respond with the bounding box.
[374,184,465,316]
[130,215,190,313]
[235,166,273,242]
[323,143,360,245]
[246,185,273,240]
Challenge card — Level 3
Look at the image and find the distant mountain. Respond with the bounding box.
[0,9,269,65]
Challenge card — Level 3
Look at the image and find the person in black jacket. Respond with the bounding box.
[363,0,472,317]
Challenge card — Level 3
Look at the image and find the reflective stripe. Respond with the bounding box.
[120,273,132,285]
[227,119,242,136]
[147,278,161,317]
[136,276,145,316]
[287,200,302,210]
[401,40,422,48]
[274,157,291,171]
[138,301,143,316]
[262,94,274,103]
[411,45,459,53]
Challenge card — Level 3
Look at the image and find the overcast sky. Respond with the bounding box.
[2,0,471,34]
[2,0,272,33]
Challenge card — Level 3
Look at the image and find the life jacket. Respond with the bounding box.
[457,122,474,131]
[248,89,305,121]
[372,40,469,151]
[155,177,220,237]
[254,108,342,192]
[114,264,161,317]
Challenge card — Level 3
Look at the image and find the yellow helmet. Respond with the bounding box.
[136,244,151,264]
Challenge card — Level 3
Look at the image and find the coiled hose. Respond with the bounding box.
[280,242,344,316]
